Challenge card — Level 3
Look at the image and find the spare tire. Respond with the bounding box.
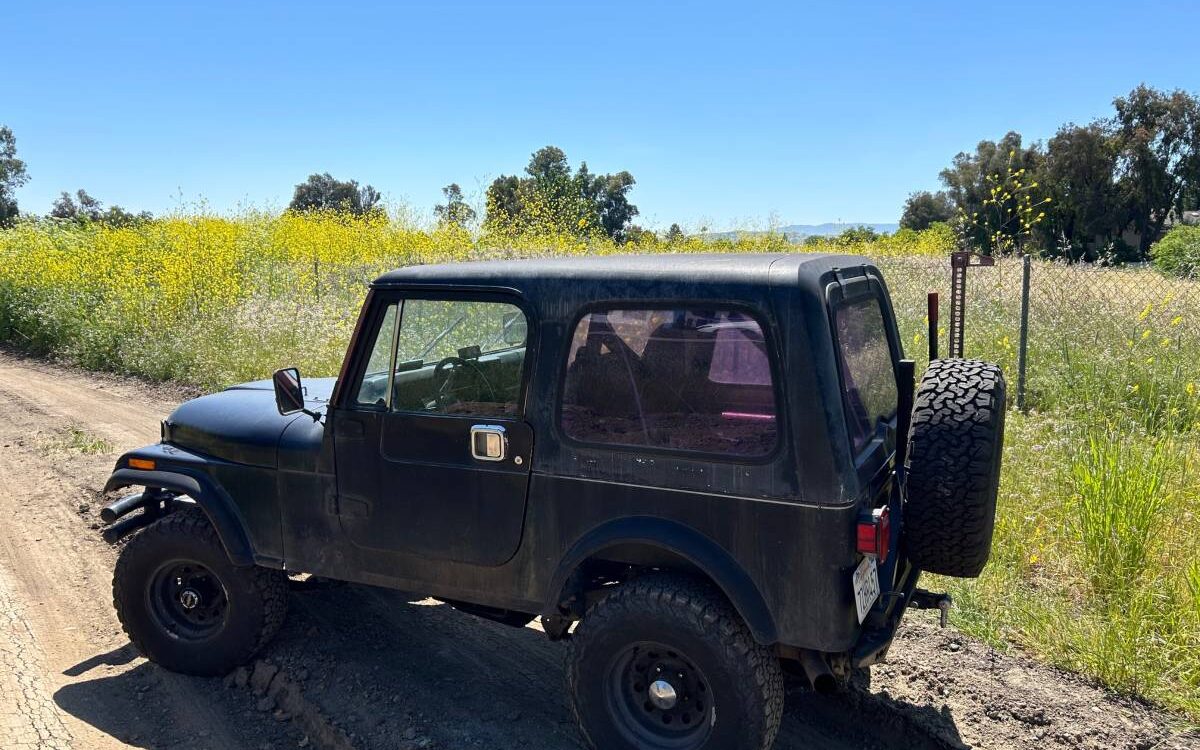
[904,359,1006,578]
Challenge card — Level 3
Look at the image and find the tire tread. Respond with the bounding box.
[904,358,1006,578]
[566,573,784,750]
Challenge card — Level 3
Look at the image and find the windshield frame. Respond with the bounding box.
[335,288,537,414]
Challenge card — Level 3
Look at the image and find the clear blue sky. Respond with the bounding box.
[6,1,1199,230]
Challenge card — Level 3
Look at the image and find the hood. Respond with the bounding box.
[163,377,336,468]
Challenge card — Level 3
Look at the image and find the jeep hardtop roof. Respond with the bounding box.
[372,252,876,294]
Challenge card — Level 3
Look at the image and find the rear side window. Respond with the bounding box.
[560,308,778,457]
[833,296,898,453]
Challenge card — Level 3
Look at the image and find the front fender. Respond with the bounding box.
[544,516,778,645]
[105,445,258,567]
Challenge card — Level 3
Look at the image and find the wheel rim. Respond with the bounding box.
[604,641,713,749]
[146,559,229,642]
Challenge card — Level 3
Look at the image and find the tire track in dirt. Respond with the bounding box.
[0,354,297,750]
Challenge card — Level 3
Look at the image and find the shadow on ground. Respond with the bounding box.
[55,583,966,750]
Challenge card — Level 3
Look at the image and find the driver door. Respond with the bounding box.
[332,293,534,567]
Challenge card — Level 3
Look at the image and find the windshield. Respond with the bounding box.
[396,299,523,364]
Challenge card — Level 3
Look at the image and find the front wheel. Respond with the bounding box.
[567,574,784,750]
[113,506,288,675]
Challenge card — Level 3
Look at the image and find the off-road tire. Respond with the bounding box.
[113,506,287,675]
[904,358,1006,578]
[567,573,784,750]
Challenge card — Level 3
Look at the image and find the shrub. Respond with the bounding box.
[1152,224,1200,278]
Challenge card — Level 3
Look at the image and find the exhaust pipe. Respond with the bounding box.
[101,492,148,524]
[799,650,838,694]
[101,511,158,544]
[101,488,174,525]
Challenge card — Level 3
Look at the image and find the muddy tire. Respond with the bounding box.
[904,359,1006,578]
[566,573,784,750]
[113,506,287,675]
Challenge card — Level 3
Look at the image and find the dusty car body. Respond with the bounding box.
[104,254,1006,750]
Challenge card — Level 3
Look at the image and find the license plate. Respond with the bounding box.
[853,555,880,624]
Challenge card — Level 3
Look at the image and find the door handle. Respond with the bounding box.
[470,424,508,461]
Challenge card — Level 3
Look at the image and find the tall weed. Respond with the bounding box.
[1071,427,1173,596]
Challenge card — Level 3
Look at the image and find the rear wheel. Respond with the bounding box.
[567,574,783,750]
[113,506,287,675]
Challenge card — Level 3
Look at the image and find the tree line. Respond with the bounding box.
[0,132,647,242]
[1,127,152,228]
[285,146,642,242]
[901,84,1200,262]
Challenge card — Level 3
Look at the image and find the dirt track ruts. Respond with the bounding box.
[0,352,1196,750]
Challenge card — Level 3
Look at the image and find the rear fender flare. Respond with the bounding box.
[105,467,255,566]
[544,516,778,645]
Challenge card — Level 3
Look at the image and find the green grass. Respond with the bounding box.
[41,427,114,456]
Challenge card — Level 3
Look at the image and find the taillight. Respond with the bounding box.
[856,506,890,562]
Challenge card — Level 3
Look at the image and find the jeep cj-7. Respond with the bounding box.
[102,254,1005,750]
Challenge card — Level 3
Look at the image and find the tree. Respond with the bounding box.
[51,189,103,221]
[835,225,880,244]
[939,132,1046,254]
[0,126,29,227]
[624,225,658,244]
[592,170,638,242]
[433,183,476,228]
[665,223,685,242]
[899,191,954,230]
[50,189,151,226]
[1040,123,1123,260]
[289,173,382,215]
[1112,85,1200,256]
[484,146,639,241]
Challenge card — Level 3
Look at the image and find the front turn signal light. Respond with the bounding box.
[128,457,156,471]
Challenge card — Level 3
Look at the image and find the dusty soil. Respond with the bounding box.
[0,351,1196,750]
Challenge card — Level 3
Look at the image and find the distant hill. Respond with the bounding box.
[702,222,899,240]
[779,222,898,237]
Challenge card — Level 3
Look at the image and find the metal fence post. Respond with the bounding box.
[1016,254,1031,412]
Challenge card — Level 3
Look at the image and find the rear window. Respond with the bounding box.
[561,308,778,457]
[833,296,898,453]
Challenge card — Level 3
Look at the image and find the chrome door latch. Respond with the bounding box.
[470,424,508,461]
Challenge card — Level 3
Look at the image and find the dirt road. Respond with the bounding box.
[0,352,1195,750]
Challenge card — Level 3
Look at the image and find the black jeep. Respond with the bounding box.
[103,253,1005,750]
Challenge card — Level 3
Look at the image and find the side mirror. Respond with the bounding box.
[272,367,306,415]
[501,311,528,346]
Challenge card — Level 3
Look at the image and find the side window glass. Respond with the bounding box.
[390,299,527,417]
[561,308,778,457]
[354,303,399,407]
[833,296,898,453]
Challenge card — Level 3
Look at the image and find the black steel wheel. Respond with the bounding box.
[114,507,287,675]
[567,574,783,750]
[605,641,713,748]
[146,560,229,642]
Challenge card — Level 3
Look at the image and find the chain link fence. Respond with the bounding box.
[876,256,1200,417]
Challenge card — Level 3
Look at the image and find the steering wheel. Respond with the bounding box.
[432,356,497,410]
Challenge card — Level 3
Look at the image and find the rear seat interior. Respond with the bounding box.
[562,314,777,456]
